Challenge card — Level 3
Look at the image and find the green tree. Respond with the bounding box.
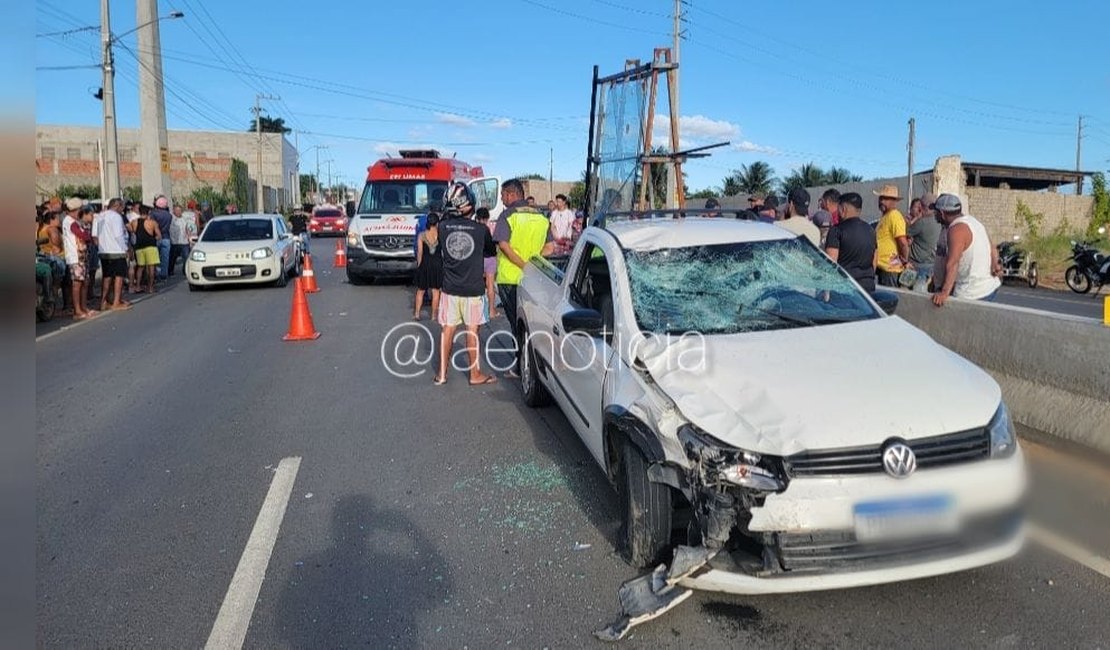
[248,116,291,134]
[187,185,229,212]
[1088,172,1110,239]
[55,183,102,200]
[723,161,776,196]
[299,173,317,198]
[688,187,718,200]
[223,158,251,211]
[520,173,547,180]
[825,166,863,184]
[568,169,588,210]
[781,162,826,194]
[121,185,143,203]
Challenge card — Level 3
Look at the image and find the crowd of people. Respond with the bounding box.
[725,184,1001,305]
[35,195,213,320]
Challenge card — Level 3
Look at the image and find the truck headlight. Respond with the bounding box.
[251,247,273,259]
[190,249,206,262]
[988,402,1016,458]
[678,424,786,491]
[347,231,360,247]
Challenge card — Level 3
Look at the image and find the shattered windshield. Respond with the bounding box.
[624,238,880,334]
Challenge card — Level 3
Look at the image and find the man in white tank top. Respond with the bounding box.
[932,193,1001,306]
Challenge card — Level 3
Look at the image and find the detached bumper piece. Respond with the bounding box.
[595,546,717,642]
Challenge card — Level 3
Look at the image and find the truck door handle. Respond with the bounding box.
[552,324,560,336]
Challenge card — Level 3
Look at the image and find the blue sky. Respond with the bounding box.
[36,0,1110,195]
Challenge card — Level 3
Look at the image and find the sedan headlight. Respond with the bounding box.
[678,424,786,491]
[190,249,206,262]
[987,402,1017,458]
[251,247,273,259]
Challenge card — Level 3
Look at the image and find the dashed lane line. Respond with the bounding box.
[205,456,301,650]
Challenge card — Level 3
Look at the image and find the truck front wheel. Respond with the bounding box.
[618,440,672,569]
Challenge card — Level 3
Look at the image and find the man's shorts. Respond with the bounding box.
[438,293,488,327]
[135,246,160,266]
[67,262,86,283]
[99,254,128,278]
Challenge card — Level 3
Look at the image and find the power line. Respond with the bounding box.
[517,0,669,35]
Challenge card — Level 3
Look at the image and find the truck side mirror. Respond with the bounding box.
[562,308,605,336]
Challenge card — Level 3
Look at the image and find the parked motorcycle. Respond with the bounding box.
[996,235,1038,288]
[35,253,63,322]
[1064,226,1109,295]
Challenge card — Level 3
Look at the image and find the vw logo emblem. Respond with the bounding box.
[882,441,917,478]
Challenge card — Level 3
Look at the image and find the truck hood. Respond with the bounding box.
[633,316,1000,456]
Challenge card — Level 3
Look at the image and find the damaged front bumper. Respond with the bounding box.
[668,426,1027,592]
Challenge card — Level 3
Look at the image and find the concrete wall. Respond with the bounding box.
[965,187,1094,241]
[893,290,1110,454]
[36,125,295,208]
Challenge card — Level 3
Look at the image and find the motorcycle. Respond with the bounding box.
[996,235,1038,288]
[1064,226,1109,295]
[36,253,63,322]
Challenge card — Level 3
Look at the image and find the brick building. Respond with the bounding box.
[35,124,298,211]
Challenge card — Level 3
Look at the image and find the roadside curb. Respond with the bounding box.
[35,282,176,342]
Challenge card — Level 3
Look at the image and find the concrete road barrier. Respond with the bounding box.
[893,290,1110,454]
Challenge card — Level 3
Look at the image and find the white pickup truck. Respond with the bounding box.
[515,216,1025,595]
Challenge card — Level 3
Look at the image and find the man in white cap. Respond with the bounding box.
[931,194,1001,306]
[872,184,909,287]
[61,197,96,319]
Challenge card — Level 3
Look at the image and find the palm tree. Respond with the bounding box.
[723,161,777,196]
[781,162,827,193]
[825,166,863,184]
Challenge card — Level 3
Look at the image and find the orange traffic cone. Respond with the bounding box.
[334,238,347,268]
[301,253,321,293]
[283,277,321,341]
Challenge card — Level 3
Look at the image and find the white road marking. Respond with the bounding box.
[1028,523,1110,580]
[34,289,165,342]
[205,456,302,650]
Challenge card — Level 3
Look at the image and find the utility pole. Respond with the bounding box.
[906,117,915,201]
[100,0,120,200]
[667,0,683,210]
[313,144,328,204]
[293,130,300,206]
[1076,115,1083,195]
[137,0,171,204]
[326,159,333,201]
[253,93,280,212]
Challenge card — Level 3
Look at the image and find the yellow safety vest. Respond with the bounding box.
[496,208,549,285]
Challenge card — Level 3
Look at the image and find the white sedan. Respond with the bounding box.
[186,214,302,290]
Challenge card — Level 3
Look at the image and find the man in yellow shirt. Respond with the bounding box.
[872,184,910,287]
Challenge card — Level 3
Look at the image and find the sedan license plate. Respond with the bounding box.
[215,267,242,278]
[853,495,957,542]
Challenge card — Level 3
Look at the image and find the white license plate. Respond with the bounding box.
[853,495,957,542]
[215,268,242,277]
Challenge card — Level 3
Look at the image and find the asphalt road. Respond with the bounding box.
[37,266,1110,648]
[993,282,1106,320]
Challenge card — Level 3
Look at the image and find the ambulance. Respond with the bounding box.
[345,149,502,284]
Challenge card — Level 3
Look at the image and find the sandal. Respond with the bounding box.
[433,376,447,386]
[469,375,497,386]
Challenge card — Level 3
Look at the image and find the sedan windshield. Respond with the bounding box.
[624,238,880,334]
[201,219,273,242]
[357,181,448,214]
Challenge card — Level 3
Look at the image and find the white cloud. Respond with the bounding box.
[731,140,777,154]
[654,114,741,143]
[489,118,513,130]
[472,153,494,163]
[435,112,477,128]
